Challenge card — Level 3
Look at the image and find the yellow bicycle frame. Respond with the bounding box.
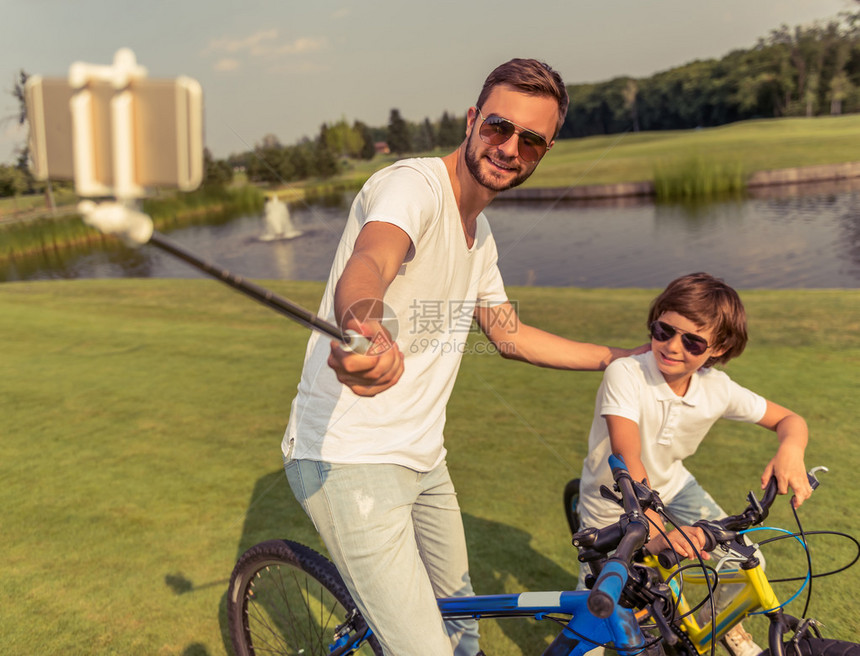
[644,554,780,654]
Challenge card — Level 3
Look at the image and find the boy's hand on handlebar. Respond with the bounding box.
[762,443,812,508]
[646,526,711,561]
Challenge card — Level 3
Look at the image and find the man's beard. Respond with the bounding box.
[464,131,534,192]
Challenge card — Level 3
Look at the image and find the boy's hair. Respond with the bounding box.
[647,272,748,367]
[476,58,569,138]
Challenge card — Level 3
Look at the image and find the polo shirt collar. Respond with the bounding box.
[642,351,705,406]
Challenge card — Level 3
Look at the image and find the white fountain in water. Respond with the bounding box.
[260,195,302,241]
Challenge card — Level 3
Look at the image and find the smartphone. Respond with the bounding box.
[25,74,203,195]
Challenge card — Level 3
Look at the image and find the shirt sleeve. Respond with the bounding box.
[721,376,768,423]
[361,163,440,254]
[598,357,642,424]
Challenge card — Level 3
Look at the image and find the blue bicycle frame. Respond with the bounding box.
[438,590,644,655]
[329,591,645,655]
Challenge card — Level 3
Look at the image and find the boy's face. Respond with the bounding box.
[651,311,725,393]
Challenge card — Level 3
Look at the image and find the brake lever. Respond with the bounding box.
[599,484,622,506]
[808,466,829,490]
[649,596,678,646]
[600,480,664,513]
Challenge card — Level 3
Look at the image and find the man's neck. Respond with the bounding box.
[441,148,496,244]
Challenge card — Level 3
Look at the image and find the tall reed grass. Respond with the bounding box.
[653,157,747,201]
[0,185,265,261]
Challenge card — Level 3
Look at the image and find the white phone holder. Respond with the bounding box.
[25,48,204,245]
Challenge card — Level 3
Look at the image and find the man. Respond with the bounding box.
[282,58,643,655]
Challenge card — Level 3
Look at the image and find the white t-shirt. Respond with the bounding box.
[282,158,508,471]
[579,352,767,528]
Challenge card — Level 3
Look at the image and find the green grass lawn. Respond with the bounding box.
[334,114,860,192]
[522,114,860,189]
[1,280,859,653]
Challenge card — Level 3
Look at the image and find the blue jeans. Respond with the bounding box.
[285,457,480,656]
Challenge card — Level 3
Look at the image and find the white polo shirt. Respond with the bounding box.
[579,352,767,528]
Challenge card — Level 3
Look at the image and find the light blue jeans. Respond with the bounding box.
[285,457,481,656]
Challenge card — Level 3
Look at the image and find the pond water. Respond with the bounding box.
[5,185,860,289]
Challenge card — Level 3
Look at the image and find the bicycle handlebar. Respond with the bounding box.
[656,468,827,568]
[576,461,829,619]
[586,455,650,618]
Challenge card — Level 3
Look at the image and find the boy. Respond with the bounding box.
[578,272,811,656]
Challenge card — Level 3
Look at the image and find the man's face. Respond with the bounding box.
[464,85,558,192]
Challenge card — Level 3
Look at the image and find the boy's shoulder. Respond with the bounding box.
[606,351,651,375]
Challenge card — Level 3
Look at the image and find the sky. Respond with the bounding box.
[1,0,853,163]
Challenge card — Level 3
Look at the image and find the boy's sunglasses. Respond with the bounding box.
[476,109,549,163]
[649,320,710,356]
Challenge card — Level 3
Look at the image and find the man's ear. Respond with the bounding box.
[465,106,479,135]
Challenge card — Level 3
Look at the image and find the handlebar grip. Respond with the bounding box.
[587,560,628,618]
[701,527,717,552]
[607,453,627,473]
[761,476,779,509]
[657,549,680,569]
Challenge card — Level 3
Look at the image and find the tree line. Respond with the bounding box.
[228,110,466,185]
[561,6,860,137]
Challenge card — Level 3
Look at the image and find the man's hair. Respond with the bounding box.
[647,272,748,367]
[476,58,569,138]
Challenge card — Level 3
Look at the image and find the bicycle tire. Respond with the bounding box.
[763,638,860,656]
[563,478,581,535]
[227,539,383,656]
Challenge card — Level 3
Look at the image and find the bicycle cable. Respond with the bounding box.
[785,501,815,617]
[793,502,814,618]
[740,526,811,614]
[756,530,860,581]
[562,622,659,656]
[651,510,719,656]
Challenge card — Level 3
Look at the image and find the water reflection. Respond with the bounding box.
[3,188,859,289]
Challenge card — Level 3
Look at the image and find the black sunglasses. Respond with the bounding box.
[476,109,549,163]
[649,320,710,356]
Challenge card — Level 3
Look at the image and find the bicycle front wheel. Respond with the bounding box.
[227,539,383,656]
[764,638,860,656]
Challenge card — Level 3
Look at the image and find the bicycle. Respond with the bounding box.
[227,455,860,655]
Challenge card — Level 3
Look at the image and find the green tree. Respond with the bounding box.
[201,148,233,189]
[0,163,27,197]
[436,111,464,148]
[411,117,436,152]
[247,135,295,184]
[313,138,339,178]
[353,121,377,160]
[622,78,640,132]
[386,108,411,154]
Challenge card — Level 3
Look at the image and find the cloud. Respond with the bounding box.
[206,29,279,56]
[205,29,327,61]
[214,58,240,72]
[264,36,327,56]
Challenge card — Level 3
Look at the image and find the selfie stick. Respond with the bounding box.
[24,48,368,354]
[77,200,370,353]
